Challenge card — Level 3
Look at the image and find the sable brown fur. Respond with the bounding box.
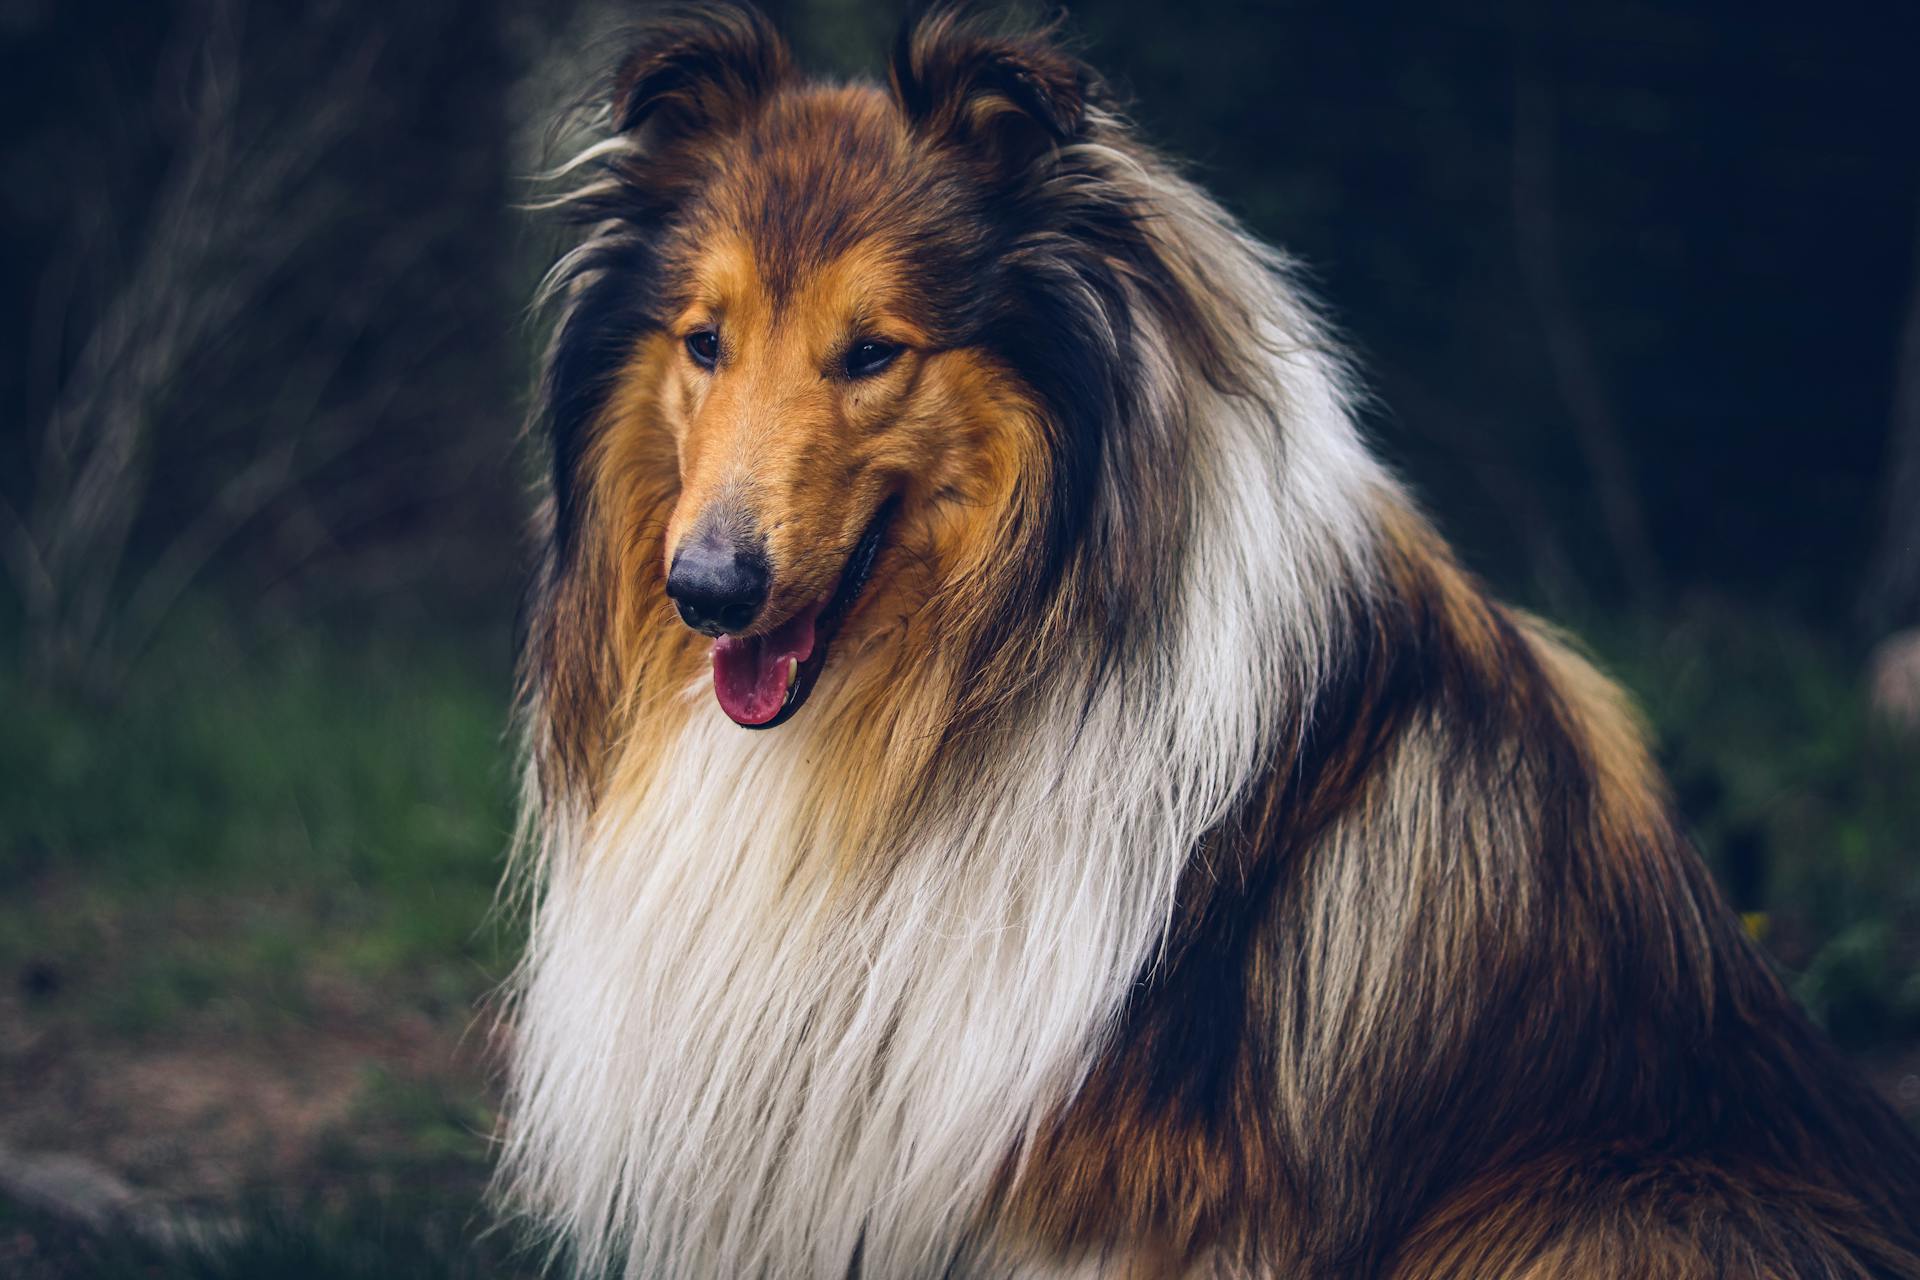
[508,4,1920,1275]
[1007,510,1920,1275]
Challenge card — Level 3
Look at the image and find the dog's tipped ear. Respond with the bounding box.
[888,6,1090,170]
[612,2,792,142]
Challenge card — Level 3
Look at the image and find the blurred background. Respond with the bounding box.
[2,0,1917,1273]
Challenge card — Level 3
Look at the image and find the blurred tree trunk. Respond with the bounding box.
[1865,191,1920,730]
[1511,54,1664,609]
[1865,194,1920,634]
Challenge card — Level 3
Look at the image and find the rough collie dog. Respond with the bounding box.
[501,5,1920,1276]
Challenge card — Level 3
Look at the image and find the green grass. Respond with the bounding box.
[1582,598,1920,1048]
[0,603,524,1275]
[0,606,519,1034]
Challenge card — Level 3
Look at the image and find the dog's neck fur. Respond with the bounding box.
[503,169,1393,1276]
[504,147,1920,1280]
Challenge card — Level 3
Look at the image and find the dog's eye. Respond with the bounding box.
[843,339,900,380]
[685,330,719,370]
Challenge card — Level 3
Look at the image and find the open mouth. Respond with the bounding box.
[708,498,896,729]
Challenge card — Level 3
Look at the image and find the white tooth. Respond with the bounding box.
[787,658,799,689]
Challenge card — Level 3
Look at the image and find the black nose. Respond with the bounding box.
[667,532,769,636]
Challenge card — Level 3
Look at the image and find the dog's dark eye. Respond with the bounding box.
[685,330,719,370]
[843,339,900,380]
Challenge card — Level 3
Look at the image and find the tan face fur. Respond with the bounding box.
[659,234,935,628]
[600,86,1051,668]
[548,82,1061,782]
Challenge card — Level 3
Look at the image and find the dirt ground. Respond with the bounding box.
[1,997,494,1196]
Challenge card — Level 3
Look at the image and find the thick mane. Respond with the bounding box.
[502,7,1920,1278]
[508,157,1381,1280]
[1010,512,1920,1272]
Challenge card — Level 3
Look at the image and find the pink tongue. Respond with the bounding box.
[711,600,822,725]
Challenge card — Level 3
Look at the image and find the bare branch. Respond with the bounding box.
[0,492,53,622]
[9,0,419,691]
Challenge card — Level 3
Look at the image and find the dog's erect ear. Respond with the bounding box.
[612,2,792,142]
[888,6,1090,171]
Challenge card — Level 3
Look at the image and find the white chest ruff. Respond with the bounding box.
[505,353,1378,1278]
[512,683,1205,1276]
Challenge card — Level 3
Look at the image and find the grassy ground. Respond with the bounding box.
[1584,600,1920,1053]
[0,607,522,1275]
[0,596,1915,1275]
